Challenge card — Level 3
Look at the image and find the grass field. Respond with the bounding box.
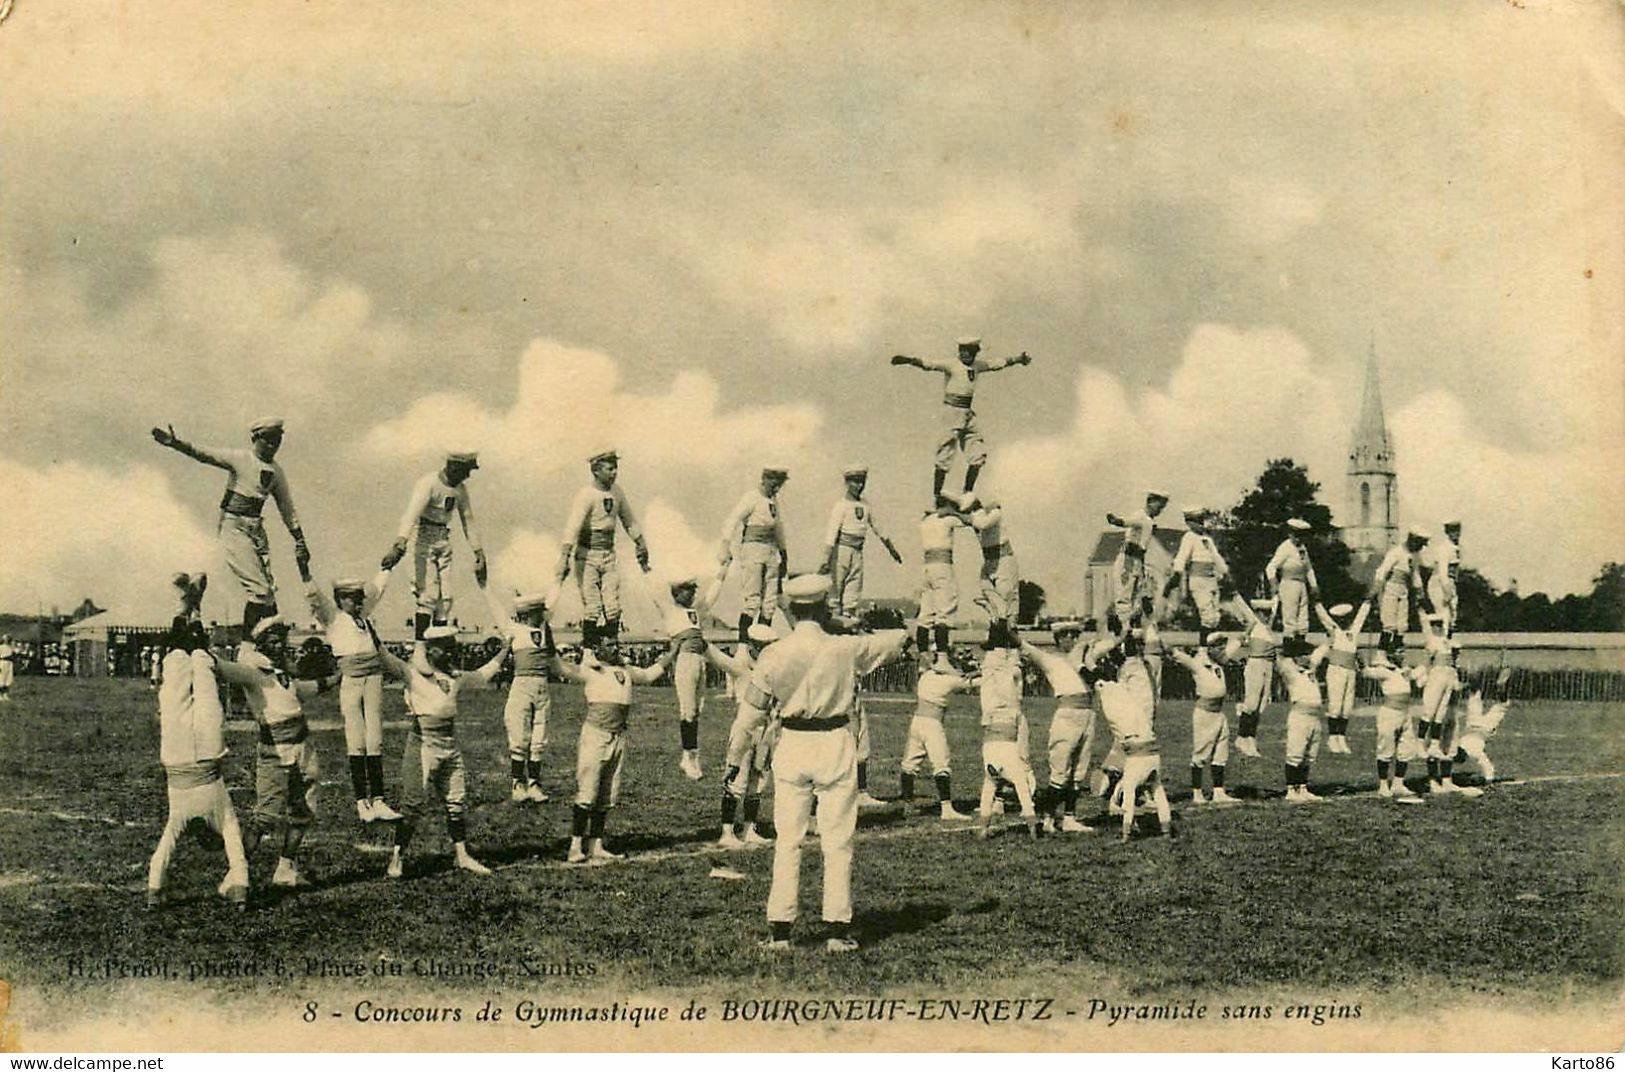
[0,673,1621,1043]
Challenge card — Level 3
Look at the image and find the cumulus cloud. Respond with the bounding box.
[1390,392,1625,594]
[0,458,217,618]
[2,230,417,450]
[490,496,720,633]
[671,174,1085,352]
[985,323,1622,600]
[363,338,823,475]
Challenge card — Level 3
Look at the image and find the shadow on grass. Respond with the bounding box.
[851,901,954,945]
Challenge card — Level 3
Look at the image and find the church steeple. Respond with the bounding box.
[1344,339,1398,572]
[1350,339,1393,472]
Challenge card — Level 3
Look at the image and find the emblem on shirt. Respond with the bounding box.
[612,670,627,686]
[440,496,455,512]
[602,496,615,516]
[258,469,274,492]
[767,502,778,519]
[855,506,865,521]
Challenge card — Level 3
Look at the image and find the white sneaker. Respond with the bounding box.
[369,798,402,822]
[1286,786,1305,803]
[856,792,886,808]
[525,783,550,804]
[743,827,774,846]
[1377,782,1394,798]
[1427,742,1446,761]
[455,853,492,876]
[589,843,624,863]
[1209,789,1238,805]
[679,752,704,781]
[1236,737,1261,758]
[386,852,404,879]
[511,781,529,803]
[1392,778,1418,798]
[825,937,860,954]
[1192,792,1211,806]
[758,938,792,952]
[356,799,377,823]
[1058,816,1094,833]
[566,846,589,865]
[1299,787,1324,802]
[717,829,745,850]
[1453,784,1484,798]
[1330,736,1349,755]
[940,806,974,822]
[1040,817,1056,835]
[1431,779,1454,795]
[991,799,1006,816]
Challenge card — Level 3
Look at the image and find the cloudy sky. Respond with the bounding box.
[3,1,1621,630]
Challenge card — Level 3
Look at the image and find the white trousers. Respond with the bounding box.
[768,728,858,925]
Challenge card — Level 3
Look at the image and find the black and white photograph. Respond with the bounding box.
[0,0,1621,1054]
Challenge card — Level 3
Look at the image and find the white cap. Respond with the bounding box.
[249,416,285,436]
[956,336,982,348]
[424,625,459,642]
[1180,505,1206,520]
[746,623,779,645]
[1287,518,1311,531]
[237,647,275,672]
[1328,603,1354,618]
[1407,525,1431,540]
[1146,488,1170,501]
[587,447,619,464]
[956,492,980,512]
[1442,518,1463,529]
[668,575,699,591]
[1050,620,1084,638]
[842,464,869,479]
[332,577,366,594]
[514,592,549,613]
[782,574,831,604]
[444,449,480,469]
[762,463,789,478]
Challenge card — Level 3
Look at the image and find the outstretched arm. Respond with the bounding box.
[627,650,675,685]
[463,639,513,690]
[1350,600,1372,636]
[150,425,234,470]
[889,354,941,372]
[973,352,1032,373]
[1312,602,1338,636]
[548,653,587,684]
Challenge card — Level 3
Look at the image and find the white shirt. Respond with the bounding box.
[397,472,480,551]
[721,490,785,549]
[1266,539,1317,586]
[824,498,889,548]
[978,648,1024,737]
[1097,662,1155,742]
[190,445,300,530]
[1118,510,1157,554]
[917,666,974,709]
[747,622,907,723]
[1370,546,1420,592]
[1170,532,1226,575]
[1021,643,1086,698]
[920,512,962,555]
[306,569,392,658]
[560,483,643,551]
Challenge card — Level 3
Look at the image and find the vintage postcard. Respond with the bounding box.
[1,0,1621,1054]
